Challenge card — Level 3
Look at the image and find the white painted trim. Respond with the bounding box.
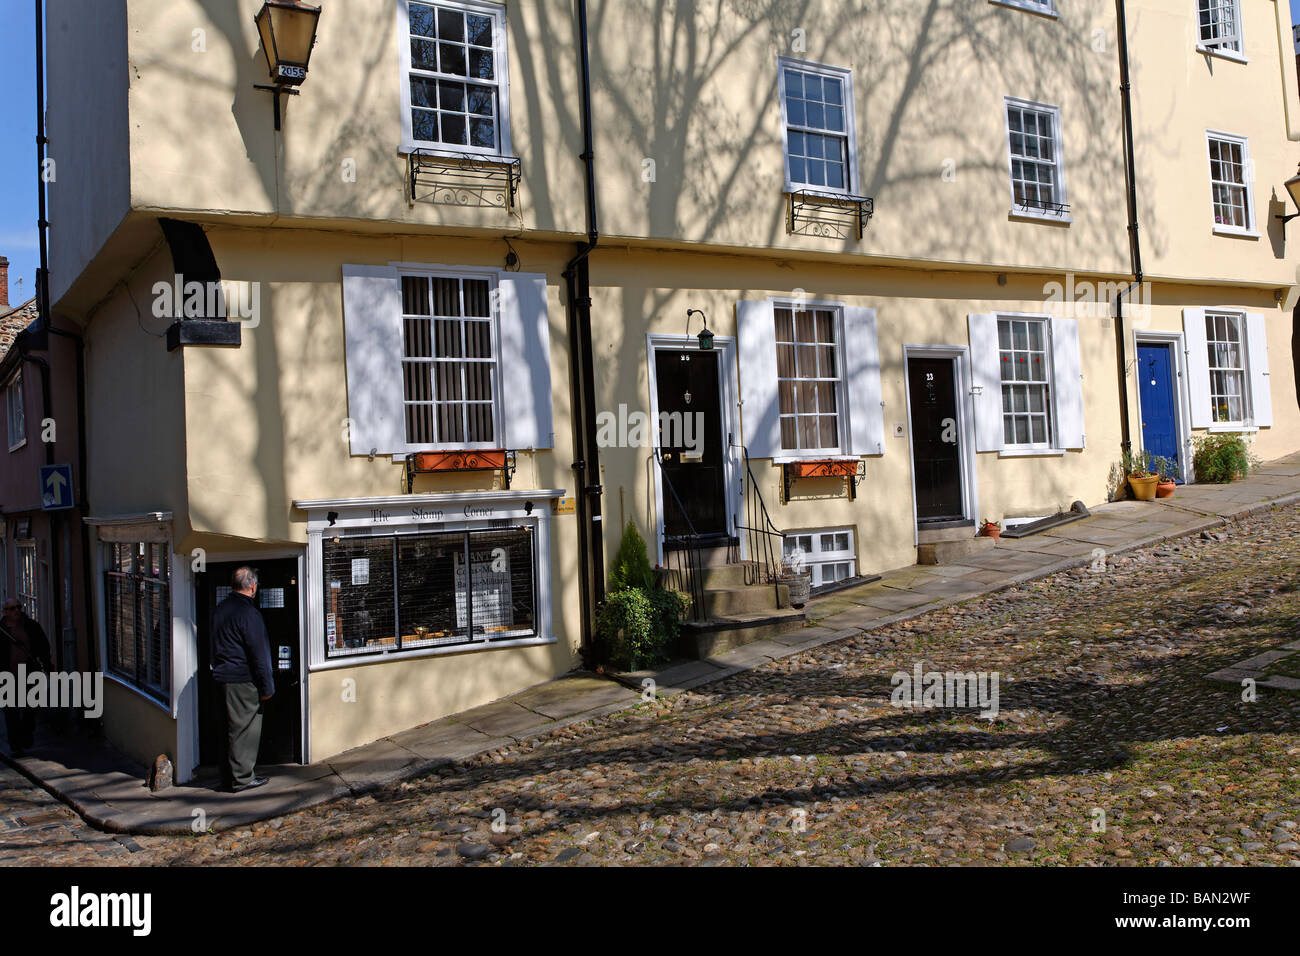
[776,56,860,196]
[997,448,1065,458]
[902,345,980,546]
[171,549,198,783]
[766,297,850,457]
[1003,96,1069,220]
[1204,129,1255,234]
[988,0,1058,18]
[645,334,743,566]
[1133,330,1194,484]
[396,0,514,158]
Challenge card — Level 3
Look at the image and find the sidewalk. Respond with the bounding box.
[5,453,1299,836]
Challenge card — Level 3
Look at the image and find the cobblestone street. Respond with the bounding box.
[8,503,1300,867]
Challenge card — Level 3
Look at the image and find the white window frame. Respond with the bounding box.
[1004,97,1070,223]
[102,540,172,703]
[16,540,38,622]
[1205,130,1256,237]
[397,0,513,158]
[1195,0,1245,60]
[1204,311,1253,427]
[997,314,1057,451]
[988,0,1058,17]
[784,528,856,589]
[771,298,848,457]
[398,266,503,451]
[6,371,25,452]
[777,57,860,197]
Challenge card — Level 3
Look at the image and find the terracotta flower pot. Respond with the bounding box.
[1155,480,1175,498]
[980,524,1001,540]
[1128,475,1159,501]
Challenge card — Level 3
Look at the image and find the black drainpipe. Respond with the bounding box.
[1115,0,1143,457]
[563,0,604,665]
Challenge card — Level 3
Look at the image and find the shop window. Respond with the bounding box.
[16,540,38,621]
[104,541,171,700]
[323,527,536,659]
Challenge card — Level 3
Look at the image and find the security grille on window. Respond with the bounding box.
[1198,0,1242,53]
[405,1,504,152]
[784,530,856,589]
[774,306,842,453]
[6,372,24,451]
[1208,135,1252,231]
[1006,102,1062,213]
[401,274,497,446]
[16,541,37,621]
[1206,312,1248,424]
[780,64,853,193]
[998,317,1053,446]
[104,542,171,700]
[323,527,536,659]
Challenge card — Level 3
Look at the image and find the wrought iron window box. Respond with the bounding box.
[408,150,522,211]
[788,189,874,240]
[781,458,866,502]
[405,449,518,493]
[1012,197,1071,218]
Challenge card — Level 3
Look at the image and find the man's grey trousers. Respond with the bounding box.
[223,682,263,787]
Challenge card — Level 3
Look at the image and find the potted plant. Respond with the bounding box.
[979,519,1002,540]
[779,549,812,609]
[1152,455,1176,498]
[1122,447,1159,501]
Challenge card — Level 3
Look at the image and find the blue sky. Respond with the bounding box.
[1,0,1299,308]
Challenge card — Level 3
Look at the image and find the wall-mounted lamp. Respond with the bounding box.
[685,309,715,351]
[254,0,322,131]
[1277,162,1300,240]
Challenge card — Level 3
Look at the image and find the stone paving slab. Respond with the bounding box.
[513,676,639,721]
[456,701,555,738]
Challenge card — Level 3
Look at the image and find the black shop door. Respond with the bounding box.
[908,357,965,522]
[655,349,728,543]
[196,560,302,772]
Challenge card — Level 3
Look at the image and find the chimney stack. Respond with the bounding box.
[0,256,9,309]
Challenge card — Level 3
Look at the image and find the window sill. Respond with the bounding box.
[313,634,557,672]
[103,670,172,717]
[1207,424,1259,434]
[1195,44,1247,65]
[987,0,1058,20]
[1211,226,1259,239]
[1009,210,1073,226]
[8,437,26,453]
[401,143,513,164]
[772,454,857,464]
[997,447,1066,458]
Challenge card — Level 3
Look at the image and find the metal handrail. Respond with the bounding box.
[653,450,706,621]
[733,445,786,604]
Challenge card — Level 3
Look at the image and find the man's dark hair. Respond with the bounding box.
[232,567,259,591]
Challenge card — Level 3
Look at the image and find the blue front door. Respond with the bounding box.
[1138,343,1181,481]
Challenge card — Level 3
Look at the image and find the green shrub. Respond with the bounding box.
[1192,433,1255,484]
[596,586,689,671]
[608,520,654,592]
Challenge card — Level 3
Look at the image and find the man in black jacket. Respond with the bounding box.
[210,567,274,792]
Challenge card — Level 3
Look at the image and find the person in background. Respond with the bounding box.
[209,567,274,792]
[0,599,51,756]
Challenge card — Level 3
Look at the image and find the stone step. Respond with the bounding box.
[917,536,996,565]
[700,584,782,618]
[679,609,808,658]
[917,523,977,545]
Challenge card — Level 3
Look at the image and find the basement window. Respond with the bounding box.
[784,529,856,588]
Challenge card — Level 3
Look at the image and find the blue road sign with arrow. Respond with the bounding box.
[40,464,74,511]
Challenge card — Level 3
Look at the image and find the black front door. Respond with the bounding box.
[908,357,965,522]
[196,559,303,770]
[654,349,728,541]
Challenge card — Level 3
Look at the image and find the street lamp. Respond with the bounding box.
[1277,162,1300,239]
[686,309,714,351]
[253,0,322,131]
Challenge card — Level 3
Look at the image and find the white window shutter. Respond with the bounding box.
[1244,312,1273,428]
[341,265,405,457]
[1183,308,1212,429]
[737,300,781,458]
[967,314,1004,452]
[497,273,554,449]
[1050,316,1085,450]
[842,306,884,456]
